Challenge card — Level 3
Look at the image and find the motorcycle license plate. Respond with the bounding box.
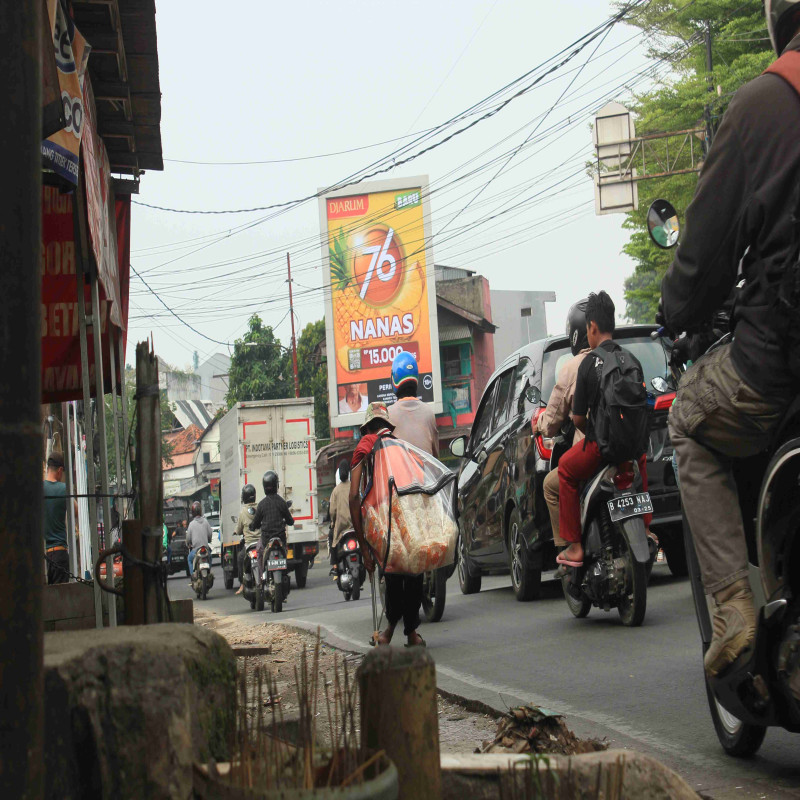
[607,492,653,522]
[267,558,287,571]
[286,548,294,560]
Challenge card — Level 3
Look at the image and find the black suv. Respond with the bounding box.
[449,324,684,602]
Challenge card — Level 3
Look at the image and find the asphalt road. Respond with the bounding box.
[172,558,800,798]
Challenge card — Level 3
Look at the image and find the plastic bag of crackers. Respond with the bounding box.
[360,434,458,574]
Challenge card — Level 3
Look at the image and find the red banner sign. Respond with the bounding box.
[41,186,123,403]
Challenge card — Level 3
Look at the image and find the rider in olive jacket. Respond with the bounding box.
[662,0,800,679]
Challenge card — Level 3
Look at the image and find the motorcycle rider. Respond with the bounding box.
[660,0,800,678]
[538,300,592,548]
[542,300,657,553]
[328,460,353,567]
[235,483,258,595]
[557,291,652,568]
[249,470,294,584]
[186,501,212,581]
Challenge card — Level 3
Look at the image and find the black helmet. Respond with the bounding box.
[262,470,279,495]
[766,0,800,54]
[337,459,350,483]
[191,501,202,518]
[241,483,256,504]
[566,298,589,356]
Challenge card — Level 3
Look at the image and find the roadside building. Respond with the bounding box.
[162,424,202,497]
[491,289,557,364]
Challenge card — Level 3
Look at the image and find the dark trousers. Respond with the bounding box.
[46,549,69,585]
[558,440,651,543]
[385,573,424,635]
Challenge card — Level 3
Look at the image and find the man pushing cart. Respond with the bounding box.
[348,402,458,648]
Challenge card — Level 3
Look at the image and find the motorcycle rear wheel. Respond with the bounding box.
[272,577,283,613]
[617,533,647,627]
[561,573,591,618]
[422,569,447,622]
[200,575,208,601]
[256,583,264,612]
[295,559,309,589]
[352,578,361,601]
[705,679,766,757]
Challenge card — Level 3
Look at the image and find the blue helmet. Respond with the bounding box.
[391,351,419,390]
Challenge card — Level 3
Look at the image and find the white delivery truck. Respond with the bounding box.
[219,398,318,590]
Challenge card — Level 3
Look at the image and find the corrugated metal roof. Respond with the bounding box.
[439,324,472,342]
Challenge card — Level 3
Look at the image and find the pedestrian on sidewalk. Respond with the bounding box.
[43,451,75,584]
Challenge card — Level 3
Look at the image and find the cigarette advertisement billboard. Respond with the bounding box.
[320,177,441,429]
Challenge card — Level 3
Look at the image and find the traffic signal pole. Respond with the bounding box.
[287,253,300,398]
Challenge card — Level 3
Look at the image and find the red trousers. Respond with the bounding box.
[558,439,651,544]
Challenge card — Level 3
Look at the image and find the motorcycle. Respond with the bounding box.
[241,537,290,613]
[646,199,800,754]
[190,544,214,600]
[332,529,365,601]
[558,456,653,627]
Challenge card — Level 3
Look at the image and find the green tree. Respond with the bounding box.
[616,0,772,320]
[226,315,291,405]
[295,319,330,440]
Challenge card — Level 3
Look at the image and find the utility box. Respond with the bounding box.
[219,398,318,589]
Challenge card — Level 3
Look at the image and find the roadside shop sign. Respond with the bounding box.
[40,185,127,403]
[319,177,442,429]
[81,77,123,329]
[41,0,91,184]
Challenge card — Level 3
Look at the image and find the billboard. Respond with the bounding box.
[320,177,441,429]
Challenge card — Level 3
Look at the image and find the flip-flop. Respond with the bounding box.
[405,634,426,648]
[556,552,583,569]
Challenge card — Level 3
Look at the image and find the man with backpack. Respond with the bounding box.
[659,0,800,678]
[556,291,651,568]
[349,402,426,648]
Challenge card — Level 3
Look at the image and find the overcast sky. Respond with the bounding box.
[126,0,663,371]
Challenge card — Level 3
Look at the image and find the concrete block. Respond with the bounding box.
[440,750,698,800]
[44,623,236,799]
[42,581,94,622]
[170,598,193,624]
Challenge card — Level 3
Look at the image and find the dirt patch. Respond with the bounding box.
[195,608,498,752]
[479,704,607,756]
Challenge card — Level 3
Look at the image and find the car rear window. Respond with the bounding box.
[541,336,669,403]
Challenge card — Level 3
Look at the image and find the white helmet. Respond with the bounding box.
[766,0,800,54]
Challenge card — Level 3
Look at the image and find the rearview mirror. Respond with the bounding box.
[647,199,680,249]
[651,376,669,394]
[449,436,467,459]
[525,385,542,406]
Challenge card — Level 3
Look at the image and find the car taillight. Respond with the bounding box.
[303,545,315,554]
[653,392,676,411]
[346,539,357,551]
[531,408,553,459]
[613,462,635,490]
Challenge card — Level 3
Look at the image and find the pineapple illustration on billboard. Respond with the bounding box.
[321,179,440,427]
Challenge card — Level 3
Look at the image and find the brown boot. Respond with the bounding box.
[704,577,756,678]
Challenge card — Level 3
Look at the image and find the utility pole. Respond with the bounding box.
[287,253,300,399]
[704,20,715,154]
[135,342,164,623]
[0,2,43,797]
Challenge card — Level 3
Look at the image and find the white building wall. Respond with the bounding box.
[490,290,556,364]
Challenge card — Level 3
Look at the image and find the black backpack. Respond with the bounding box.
[588,346,649,464]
